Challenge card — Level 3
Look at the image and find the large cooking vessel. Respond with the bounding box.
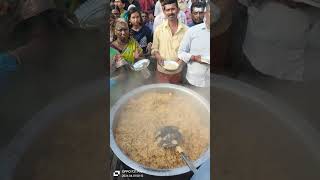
[110,84,211,177]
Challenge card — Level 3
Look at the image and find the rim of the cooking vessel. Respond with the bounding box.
[110,83,210,176]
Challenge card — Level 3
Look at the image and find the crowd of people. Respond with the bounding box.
[109,0,211,87]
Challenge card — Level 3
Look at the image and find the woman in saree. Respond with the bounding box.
[111,18,143,66]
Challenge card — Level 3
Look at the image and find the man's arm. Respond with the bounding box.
[178,30,192,63]
[178,29,202,64]
[153,51,164,65]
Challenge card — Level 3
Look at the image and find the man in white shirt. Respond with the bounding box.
[153,0,188,31]
[178,2,210,87]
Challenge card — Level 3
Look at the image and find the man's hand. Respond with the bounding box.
[177,59,185,66]
[191,55,202,63]
[146,42,152,54]
[155,52,164,66]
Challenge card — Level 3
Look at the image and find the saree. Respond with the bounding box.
[111,38,142,64]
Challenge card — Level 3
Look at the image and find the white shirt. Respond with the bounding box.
[153,11,188,31]
[178,23,210,87]
[154,0,162,17]
[243,1,320,81]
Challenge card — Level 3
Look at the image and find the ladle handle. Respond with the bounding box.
[180,152,197,174]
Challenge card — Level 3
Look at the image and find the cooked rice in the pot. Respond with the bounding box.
[114,92,209,169]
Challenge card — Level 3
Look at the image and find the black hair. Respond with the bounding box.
[161,0,179,9]
[115,0,126,3]
[191,2,206,13]
[127,7,143,28]
[141,11,148,15]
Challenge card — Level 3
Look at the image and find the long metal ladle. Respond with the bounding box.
[155,126,198,174]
